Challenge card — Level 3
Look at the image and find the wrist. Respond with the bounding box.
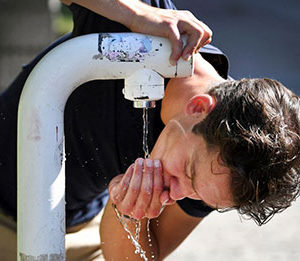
[116,0,149,30]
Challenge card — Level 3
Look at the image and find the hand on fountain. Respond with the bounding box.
[128,3,213,66]
[108,158,175,220]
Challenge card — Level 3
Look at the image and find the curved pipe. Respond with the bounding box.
[17,33,194,260]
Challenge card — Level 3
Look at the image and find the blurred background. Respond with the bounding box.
[173,0,300,95]
[0,0,71,92]
[0,0,300,260]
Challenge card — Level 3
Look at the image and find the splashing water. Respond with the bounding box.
[113,107,155,261]
[113,204,148,261]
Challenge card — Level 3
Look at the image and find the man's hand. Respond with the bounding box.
[128,4,213,65]
[109,158,174,220]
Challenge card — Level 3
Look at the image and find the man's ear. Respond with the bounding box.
[185,94,216,115]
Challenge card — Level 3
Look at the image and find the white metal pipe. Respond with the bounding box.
[17,32,194,260]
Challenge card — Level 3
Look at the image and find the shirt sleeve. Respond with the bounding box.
[177,198,215,218]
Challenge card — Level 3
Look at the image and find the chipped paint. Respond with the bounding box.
[54,134,64,167]
[95,33,152,62]
[19,253,64,261]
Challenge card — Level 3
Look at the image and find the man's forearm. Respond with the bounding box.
[60,0,149,30]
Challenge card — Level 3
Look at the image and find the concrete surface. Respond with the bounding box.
[166,200,300,261]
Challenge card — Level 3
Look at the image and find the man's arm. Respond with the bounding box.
[60,0,212,65]
[100,199,202,260]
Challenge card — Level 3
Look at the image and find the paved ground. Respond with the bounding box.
[166,199,300,261]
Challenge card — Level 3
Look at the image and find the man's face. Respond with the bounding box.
[151,114,234,209]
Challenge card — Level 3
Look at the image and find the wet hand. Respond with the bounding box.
[109,158,174,220]
[129,4,212,65]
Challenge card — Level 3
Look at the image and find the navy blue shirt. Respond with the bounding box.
[0,0,228,227]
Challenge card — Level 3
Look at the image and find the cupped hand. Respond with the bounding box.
[109,158,175,220]
[129,4,212,65]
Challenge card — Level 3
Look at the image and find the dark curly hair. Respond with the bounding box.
[192,78,300,225]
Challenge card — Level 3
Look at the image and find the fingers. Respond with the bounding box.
[132,159,154,219]
[145,159,164,218]
[108,158,168,220]
[109,163,134,204]
[168,11,213,64]
[181,26,212,61]
[119,158,144,215]
[180,22,212,61]
[168,24,184,66]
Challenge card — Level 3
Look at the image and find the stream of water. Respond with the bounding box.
[113,108,154,261]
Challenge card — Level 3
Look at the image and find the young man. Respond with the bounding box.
[103,53,300,260]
